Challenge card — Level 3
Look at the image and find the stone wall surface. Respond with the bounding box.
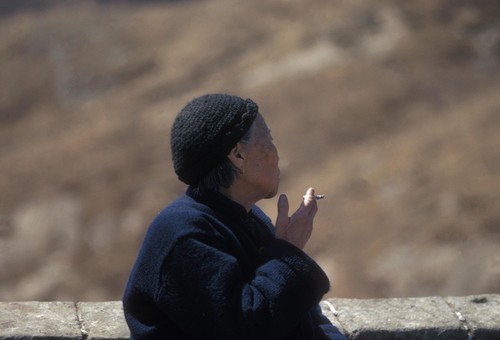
[0,295,498,339]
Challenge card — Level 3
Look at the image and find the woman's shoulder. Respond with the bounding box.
[147,194,219,238]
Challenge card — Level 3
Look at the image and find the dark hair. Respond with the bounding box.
[193,123,254,194]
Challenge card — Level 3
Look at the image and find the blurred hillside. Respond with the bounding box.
[0,0,499,301]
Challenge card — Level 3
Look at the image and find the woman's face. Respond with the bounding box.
[239,114,280,200]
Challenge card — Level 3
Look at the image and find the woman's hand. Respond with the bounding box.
[275,188,318,249]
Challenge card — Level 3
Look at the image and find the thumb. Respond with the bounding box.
[275,194,289,229]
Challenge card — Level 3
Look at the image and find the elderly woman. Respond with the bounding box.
[123,94,346,340]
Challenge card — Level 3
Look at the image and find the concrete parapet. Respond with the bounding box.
[0,295,498,339]
[0,301,129,340]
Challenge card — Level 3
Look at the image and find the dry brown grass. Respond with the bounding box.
[1,0,499,300]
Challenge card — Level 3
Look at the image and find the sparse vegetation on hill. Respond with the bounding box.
[1,0,499,300]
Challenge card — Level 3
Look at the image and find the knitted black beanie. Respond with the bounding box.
[170,93,259,185]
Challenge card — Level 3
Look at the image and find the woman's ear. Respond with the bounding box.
[227,142,245,172]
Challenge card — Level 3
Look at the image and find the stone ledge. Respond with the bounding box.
[320,294,500,339]
[0,301,129,340]
[0,295,498,339]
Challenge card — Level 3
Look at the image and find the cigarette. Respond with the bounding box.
[303,194,325,200]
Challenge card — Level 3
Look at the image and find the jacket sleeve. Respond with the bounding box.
[156,232,330,340]
[311,305,347,340]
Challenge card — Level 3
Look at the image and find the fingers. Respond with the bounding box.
[275,194,290,229]
[275,188,320,227]
[303,187,316,205]
[275,189,320,249]
[302,188,318,217]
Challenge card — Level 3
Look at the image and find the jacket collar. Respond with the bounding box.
[186,186,253,221]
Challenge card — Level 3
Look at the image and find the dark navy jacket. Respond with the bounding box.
[123,187,346,339]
